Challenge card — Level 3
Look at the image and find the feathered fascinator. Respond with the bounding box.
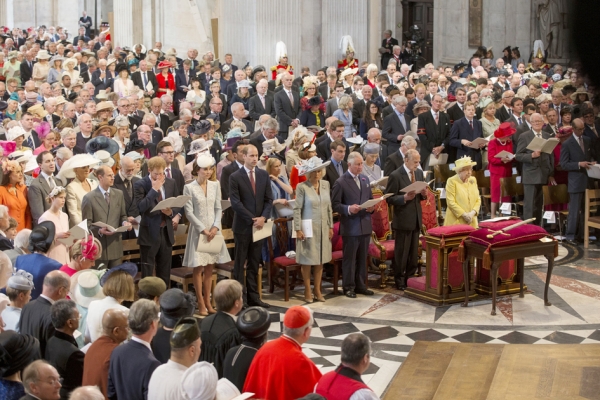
[81,235,101,261]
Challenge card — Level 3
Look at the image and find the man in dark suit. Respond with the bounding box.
[582,108,600,157]
[249,117,282,157]
[19,270,69,357]
[513,105,535,153]
[229,144,273,308]
[332,152,375,298]
[543,108,560,137]
[148,98,170,135]
[81,166,131,268]
[550,89,569,124]
[561,118,594,245]
[135,124,158,158]
[351,85,373,129]
[418,94,451,169]
[323,139,348,186]
[27,151,58,226]
[446,87,466,125]
[274,72,301,140]
[108,299,161,400]
[220,140,246,229]
[112,156,141,240]
[20,51,35,83]
[516,113,555,225]
[248,80,276,120]
[449,102,485,169]
[45,300,85,399]
[73,27,90,45]
[21,360,64,400]
[386,149,428,289]
[0,206,13,250]
[91,59,115,96]
[134,157,181,286]
[174,60,196,110]
[495,90,515,123]
[319,74,337,100]
[384,135,418,176]
[316,120,349,162]
[380,30,399,69]
[406,84,426,120]
[382,96,410,155]
[131,60,159,97]
[222,102,253,134]
[155,140,185,195]
[197,62,213,91]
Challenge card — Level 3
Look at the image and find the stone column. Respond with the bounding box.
[57,0,80,41]
[368,0,382,67]
[321,0,368,69]
[131,0,143,45]
[0,0,14,28]
[112,0,133,48]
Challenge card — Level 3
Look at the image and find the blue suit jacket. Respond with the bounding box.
[107,340,160,400]
[133,176,180,247]
[15,254,61,299]
[332,172,373,236]
[230,167,273,235]
[91,69,115,95]
[560,134,593,193]
[174,68,196,103]
[449,117,484,167]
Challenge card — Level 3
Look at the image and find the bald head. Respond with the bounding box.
[42,270,70,300]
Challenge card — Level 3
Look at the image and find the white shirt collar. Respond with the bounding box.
[430,109,439,118]
[98,186,110,196]
[224,312,238,322]
[243,166,254,174]
[40,294,55,305]
[131,336,152,351]
[403,164,412,175]
[40,171,53,180]
[235,161,243,169]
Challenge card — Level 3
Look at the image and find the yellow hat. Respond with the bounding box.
[453,156,477,171]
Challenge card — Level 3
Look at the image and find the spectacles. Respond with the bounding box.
[39,377,63,386]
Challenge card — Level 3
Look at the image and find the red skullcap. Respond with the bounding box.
[283,306,311,329]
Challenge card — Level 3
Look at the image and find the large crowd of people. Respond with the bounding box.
[0,15,596,400]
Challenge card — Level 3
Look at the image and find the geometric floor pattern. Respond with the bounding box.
[259,242,600,397]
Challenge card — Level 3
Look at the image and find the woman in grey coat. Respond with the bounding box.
[182,154,230,315]
[294,156,333,303]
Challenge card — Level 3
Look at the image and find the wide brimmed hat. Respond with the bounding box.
[115,63,129,75]
[100,262,138,286]
[92,149,115,167]
[95,100,113,112]
[63,58,77,68]
[297,156,330,176]
[28,221,55,253]
[570,88,589,101]
[0,331,41,378]
[535,93,552,105]
[23,156,39,174]
[70,269,106,308]
[57,153,101,179]
[188,139,213,155]
[157,60,172,69]
[413,100,431,112]
[193,120,212,136]
[124,139,148,153]
[262,138,285,155]
[165,48,177,57]
[124,151,144,161]
[556,126,574,138]
[7,51,18,61]
[36,50,51,60]
[6,126,27,142]
[95,91,109,101]
[237,80,251,89]
[50,55,64,64]
[478,97,494,109]
[27,104,48,119]
[86,135,119,156]
[159,288,194,328]
[72,78,84,88]
[54,96,67,106]
[93,123,117,138]
[308,96,323,107]
[453,155,477,171]
[196,153,216,168]
[493,122,517,139]
[340,68,358,79]
[106,58,117,67]
[236,306,270,339]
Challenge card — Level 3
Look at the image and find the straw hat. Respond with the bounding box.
[36,50,51,60]
[570,87,589,101]
[95,91,109,101]
[452,156,477,171]
[95,100,114,111]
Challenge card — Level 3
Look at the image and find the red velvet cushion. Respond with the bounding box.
[332,250,343,260]
[273,256,299,267]
[331,222,343,251]
[468,224,549,247]
[407,276,426,291]
[427,224,476,238]
[479,218,521,230]
[368,241,394,259]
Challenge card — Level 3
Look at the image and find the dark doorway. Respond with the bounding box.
[401,0,434,63]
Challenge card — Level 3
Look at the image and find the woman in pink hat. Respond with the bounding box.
[487,122,516,217]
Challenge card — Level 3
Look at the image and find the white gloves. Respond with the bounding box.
[462,213,472,224]
[469,210,477,220]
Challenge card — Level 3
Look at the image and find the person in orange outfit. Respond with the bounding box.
[0,161,32,231]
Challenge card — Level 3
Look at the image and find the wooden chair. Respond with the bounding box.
[433,164,456,187]
[500,176,524,216]
[121,239,141,262]
[418,187,443,275]
[584,189,600,248]
[368,189,394,288]
[474,170,491,217]
[542,184,569,239]
[268,217,301,301]
[215,228,263,299]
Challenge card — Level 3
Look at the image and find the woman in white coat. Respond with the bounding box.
[113,64,136,98]
[294,156,333,303]
[182,154,230,315]
[61,154,100,227]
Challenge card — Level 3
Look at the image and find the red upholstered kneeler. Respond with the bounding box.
[405,225,478,306]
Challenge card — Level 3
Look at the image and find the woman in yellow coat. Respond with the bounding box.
[444,156,481,228]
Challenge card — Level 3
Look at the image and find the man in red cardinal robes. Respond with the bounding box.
[243,305,321,400]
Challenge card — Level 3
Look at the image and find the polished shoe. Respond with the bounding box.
[344,291,357,298]
[356,289,374,296]
[395,284,407,291]
[249,300,271,308]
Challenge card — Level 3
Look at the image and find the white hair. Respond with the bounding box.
[14,229,32,250]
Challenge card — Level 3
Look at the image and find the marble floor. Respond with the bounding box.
[258,241,600,398]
